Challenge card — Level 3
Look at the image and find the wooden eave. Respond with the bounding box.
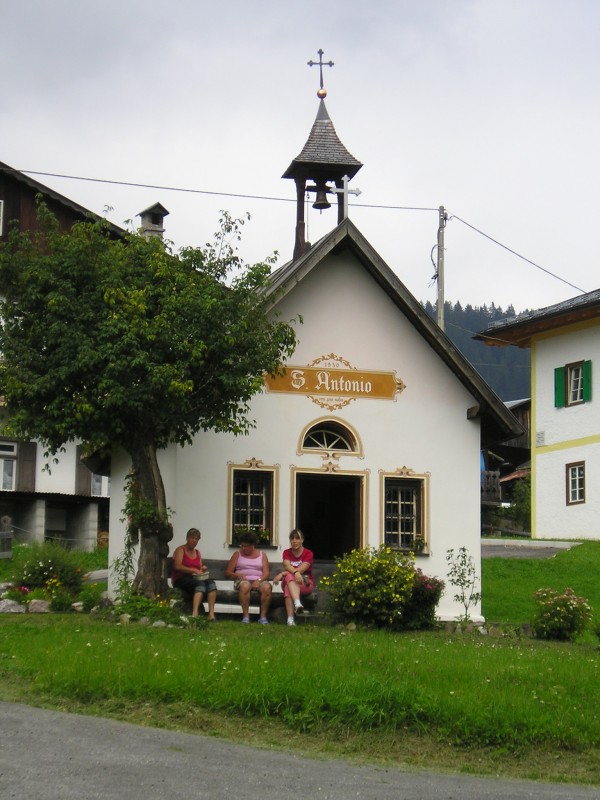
[267,219,523,447]
[0,162,125,238]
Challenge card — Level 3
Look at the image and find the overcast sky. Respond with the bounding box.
[3,0,598,314]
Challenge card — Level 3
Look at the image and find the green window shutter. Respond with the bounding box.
[583,360,592,402]
[554,367,565,407]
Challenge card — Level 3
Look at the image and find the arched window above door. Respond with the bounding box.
[300,419,362,456]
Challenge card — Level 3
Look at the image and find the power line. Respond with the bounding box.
[5,166,587,295]
[8,168,296,205]
[449,213,586,294]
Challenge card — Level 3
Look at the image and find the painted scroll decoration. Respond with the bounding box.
[264,353,406,411]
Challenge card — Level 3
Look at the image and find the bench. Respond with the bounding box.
[166,557,318,622]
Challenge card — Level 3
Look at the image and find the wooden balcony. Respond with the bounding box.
[481,470,501,505]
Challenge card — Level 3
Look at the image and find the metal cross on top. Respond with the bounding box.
[307,48,334,94]
[332,175,362,220]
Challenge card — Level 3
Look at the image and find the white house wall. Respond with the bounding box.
[109,249,484,620]
[533,323,600,539]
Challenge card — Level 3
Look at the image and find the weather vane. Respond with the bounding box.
[307,49,334,98]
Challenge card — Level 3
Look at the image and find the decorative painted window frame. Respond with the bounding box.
[298,416,364,458]
[379,466,430,554]
[566,461,585,505]
[290,465,369,550]
[227,458,279,547]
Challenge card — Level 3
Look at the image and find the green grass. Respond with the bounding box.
[2,541,600,785]
[0,543,108,583]
[482,541,600,626]
[1,615,599,784]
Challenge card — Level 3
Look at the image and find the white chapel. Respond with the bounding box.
[108,68,521,621]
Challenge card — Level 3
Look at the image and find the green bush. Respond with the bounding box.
[116,590,193,626]
[11,542,84,595]
[49,589,75,613]
[531,587,592,641]
[320,546,415,627]
[398,569,445,630]
[78,583,105,612]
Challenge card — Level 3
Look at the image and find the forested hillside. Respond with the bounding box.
[422,301,530,401]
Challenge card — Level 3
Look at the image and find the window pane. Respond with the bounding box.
[91,474,103,496]
[303,423,354,451]
[1,459,15,491]
[568,365,583,404]
[568,464,585,503]
[232,471,272,542]
[384,479,421,548]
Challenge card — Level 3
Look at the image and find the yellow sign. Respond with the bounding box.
[264,355,405,410]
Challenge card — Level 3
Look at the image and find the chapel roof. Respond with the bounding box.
[282,99,363,181]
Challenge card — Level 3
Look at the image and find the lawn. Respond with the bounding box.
[482,541,600,628]
[1,540,600,785]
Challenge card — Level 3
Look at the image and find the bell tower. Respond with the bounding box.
[282,50,362,260]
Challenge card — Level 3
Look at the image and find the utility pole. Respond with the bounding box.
[436,206,447,331]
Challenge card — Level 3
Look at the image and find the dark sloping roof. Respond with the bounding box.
[475,288,600,347]
[0,162,125,237]
[282,100,362,181]
[267,219,522,446]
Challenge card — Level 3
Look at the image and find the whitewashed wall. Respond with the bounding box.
[109,250,484,620]
[533,324,600,539]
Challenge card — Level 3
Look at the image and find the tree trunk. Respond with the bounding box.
[129,440,173,598]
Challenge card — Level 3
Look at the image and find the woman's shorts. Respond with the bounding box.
[174,576,216,595]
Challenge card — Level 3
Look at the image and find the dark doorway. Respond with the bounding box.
[295,474,361,560]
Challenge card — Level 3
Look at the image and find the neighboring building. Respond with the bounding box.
[477,290,600,540]
[107,92,521,621]
[0,161,123,243]
[0,163,117,549]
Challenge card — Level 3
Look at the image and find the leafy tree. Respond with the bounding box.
[0,205,297,597]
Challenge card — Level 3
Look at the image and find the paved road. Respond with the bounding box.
[1,702,597,800]
[481,539,582,560]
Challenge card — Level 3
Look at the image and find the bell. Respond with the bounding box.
[312,186,331,211]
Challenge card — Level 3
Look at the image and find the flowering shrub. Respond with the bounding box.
[531,587,592,642]
[397,569,445,630]
[320,546,415,627]
[1,584,31,604]
[12,542,84,595]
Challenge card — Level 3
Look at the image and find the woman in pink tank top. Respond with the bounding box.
[225,531,272,624]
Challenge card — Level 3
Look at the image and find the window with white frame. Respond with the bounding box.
[230,468,274,545]
[555,361,592,407]
[566,461,585,505]
[0,441,17,491]
[384,476,425,550]
[0,199,4,237]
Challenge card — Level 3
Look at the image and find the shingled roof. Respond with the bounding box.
[282,99,362,181]
[475,288,600,347]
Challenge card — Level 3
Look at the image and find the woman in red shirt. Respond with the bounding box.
[172,528,217,620]
[274,529,314,626]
